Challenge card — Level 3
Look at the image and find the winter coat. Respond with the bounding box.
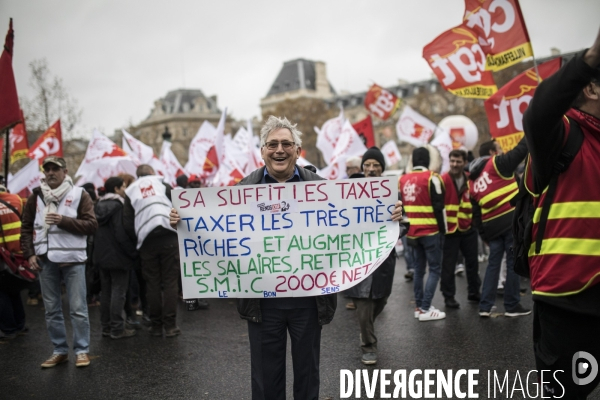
[235,166,337,325]
[93,197,138,270]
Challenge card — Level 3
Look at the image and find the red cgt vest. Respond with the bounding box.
[525,115,600,296]
[469,156,518,223]
[0,193,23,254]
[442,173,472,234]
[400,169,443,239]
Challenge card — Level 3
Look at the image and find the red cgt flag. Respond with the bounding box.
[10,109,29,164]
[0,18,21,131]
[364,84,401,120]
[463,0,533,71]
[28,119,63,163]
[423,23,497,99]
[351,115,375,148]
[484,57,562,151]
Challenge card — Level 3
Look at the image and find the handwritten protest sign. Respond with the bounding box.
[173,177,400,299]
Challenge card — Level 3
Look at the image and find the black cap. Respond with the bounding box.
[412,147,430,168]
[361,147,386,172]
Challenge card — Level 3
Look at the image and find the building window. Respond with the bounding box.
[430,83,437,93]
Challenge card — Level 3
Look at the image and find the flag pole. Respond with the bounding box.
[3,128,9,186]
[516,1,541,84]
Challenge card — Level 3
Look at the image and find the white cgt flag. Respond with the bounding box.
[320,120,367,180]
[381,140,402,167]
[75,130,138,187]
[122,129,165,176]
[396,105,438,147]
[245,119,264,175]
[7,159,42,197]
[185,120,217,177]
[315,108,345,165]
[430,128,453,174]
[160,141,186,187]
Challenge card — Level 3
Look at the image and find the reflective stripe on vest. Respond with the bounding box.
[469,156,517,223]
[125,175,175,250]
[0,194,23,253]
[527,116,600,296]
[457,198,473,232]
[442,173,472,233]
[400,170,441,238]
[33,187,88,263]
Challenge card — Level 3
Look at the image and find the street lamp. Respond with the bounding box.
[162,126,172,142]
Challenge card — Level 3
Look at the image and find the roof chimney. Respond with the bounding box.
[550,47,561,56]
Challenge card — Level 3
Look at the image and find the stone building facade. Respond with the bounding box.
[124,88,234,165]
[260,59,336,116]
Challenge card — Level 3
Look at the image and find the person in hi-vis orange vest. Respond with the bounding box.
[400,147,446,322]
[521,29,600,399]
[439,149,481,310]
[0,185,27,339]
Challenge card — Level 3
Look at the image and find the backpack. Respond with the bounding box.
[512,119,584,278]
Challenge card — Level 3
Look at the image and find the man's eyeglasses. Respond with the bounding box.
[363,163,382,169]
[264,141,295,150]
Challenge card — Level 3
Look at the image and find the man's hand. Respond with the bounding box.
[584,27,600,68]
[45,212,62,225]
[170,208,180,230]
[28,255,41,271]
[391,201,404,222]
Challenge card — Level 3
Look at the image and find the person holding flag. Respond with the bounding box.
[522,28,600,398]
[468,138,529,318]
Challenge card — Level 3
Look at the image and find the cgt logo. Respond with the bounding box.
[572,351,598,386]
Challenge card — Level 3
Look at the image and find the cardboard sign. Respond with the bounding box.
[173,177,400,299]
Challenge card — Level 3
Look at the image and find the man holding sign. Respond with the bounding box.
[170,116,405,400]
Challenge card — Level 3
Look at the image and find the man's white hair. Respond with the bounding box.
[345,156,362,168]
[260,116,302,147]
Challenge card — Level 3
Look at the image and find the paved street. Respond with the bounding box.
[2,258,599,399]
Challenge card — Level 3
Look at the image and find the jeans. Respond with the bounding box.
[39,259,90,355]
[440,229,481,299]
[100,269,130,335]
[401,236,414,272]
[479,230,520,312]
[412,233,443,311]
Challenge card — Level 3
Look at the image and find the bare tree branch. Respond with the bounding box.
[21,58,83,139]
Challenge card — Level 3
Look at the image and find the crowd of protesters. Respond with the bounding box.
[1,31,599,398]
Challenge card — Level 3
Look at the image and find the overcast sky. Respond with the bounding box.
[2,0,599,138]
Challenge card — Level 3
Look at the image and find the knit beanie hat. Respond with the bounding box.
[412,147,430,168]
[361,147,386,172]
